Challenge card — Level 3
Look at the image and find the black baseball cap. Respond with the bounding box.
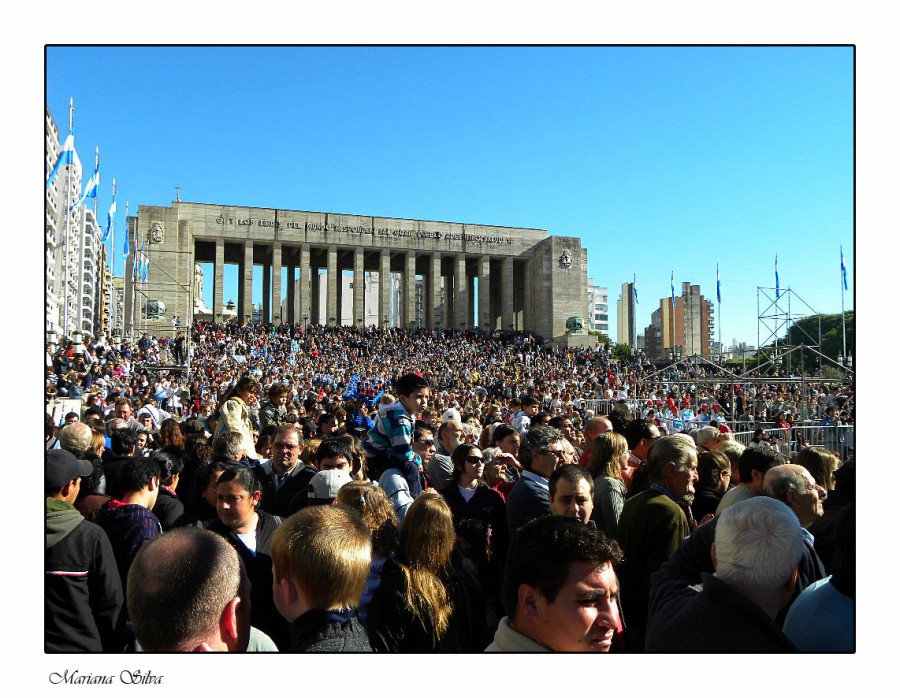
[45,450,93,493]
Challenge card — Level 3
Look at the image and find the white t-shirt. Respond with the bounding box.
[236,531,257,553]
[458,485,477,503]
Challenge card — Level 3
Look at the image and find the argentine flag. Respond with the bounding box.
[717,263,722,304]
[633,280,639,305]
[71,168,99,212]
[840,246,848,291]
[671,271,676,309]
[775,256,780,299]
[104,197,116,243]
[142,254,151,283]
[46,132,75,191]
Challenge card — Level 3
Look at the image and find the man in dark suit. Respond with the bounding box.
[616,434,698,651]
[253,425,316,517]
[505,426,567,536]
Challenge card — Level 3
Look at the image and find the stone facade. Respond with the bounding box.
[124,202,590,341]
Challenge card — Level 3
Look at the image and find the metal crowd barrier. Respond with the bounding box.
[732,424,854,460]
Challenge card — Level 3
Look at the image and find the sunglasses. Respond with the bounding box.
[465,455,485,464]
[540,449,566,460]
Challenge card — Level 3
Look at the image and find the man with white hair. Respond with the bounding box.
[645,497,804,651]
[694,426,722,453]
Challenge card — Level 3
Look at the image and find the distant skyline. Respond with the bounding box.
[46,46,853,345]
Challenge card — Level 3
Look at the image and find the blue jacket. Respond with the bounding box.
[362,402,422,497]
[505,471,551,536]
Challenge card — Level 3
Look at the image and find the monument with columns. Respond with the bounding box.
[123,201,590,341]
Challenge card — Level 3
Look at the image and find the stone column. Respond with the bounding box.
[455,255,468,330]
[478,255,491,330]
[214,238,224,321]
[353,246,365,327]
[522,257,533,332]
[286,259,296,324]
[427,253,441,328]
[262,263,271,323]
[379,249,391,328]
[501,256,514,331]
[299,244,311,326]
[405,251,416,328]
[326,245,338,326]
[272,242,282,324]
[241,242,253,324]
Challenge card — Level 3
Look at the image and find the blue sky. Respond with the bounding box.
[46,46,853,346]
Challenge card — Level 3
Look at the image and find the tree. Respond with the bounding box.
[612,343,634,361]
[783,312,855,366]
[588,331,612,345]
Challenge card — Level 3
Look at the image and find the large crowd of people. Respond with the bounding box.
[44,322,855,653]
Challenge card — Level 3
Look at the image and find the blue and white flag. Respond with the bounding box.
[46,132,75,191]
[142,253,150,283]
[104,197,116,243]
[70,168,99,211]
[132,252,139,280]
[717,263,722,304]
[775,256,780,299]
[840,245,848,291]
[633,277,639,305]
[671,271,676,309]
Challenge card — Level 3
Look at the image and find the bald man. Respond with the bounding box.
[58,422,94,456]
[127,527,252,652]
[578,416,614,468]
[764,464,828,531]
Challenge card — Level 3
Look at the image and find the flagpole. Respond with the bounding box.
[62,98,74,337]
[109,193,119,337]
[717,262,721,360]
[92,147,101,336]
[129,216,135,332]
[841,247,846,362]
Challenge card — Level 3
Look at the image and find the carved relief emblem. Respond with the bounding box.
[149,221,165,244]
[558,250,572,269]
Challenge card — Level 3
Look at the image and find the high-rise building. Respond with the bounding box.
[642,281,714,360]
[586,280,609,335]
[45,105,108,338]
[46,106,84,335]
[617,281,636,346]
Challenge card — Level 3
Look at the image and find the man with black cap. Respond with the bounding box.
[46,450,123,652]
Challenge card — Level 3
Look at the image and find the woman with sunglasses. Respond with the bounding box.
[440,445,509,546]
[439,444,510,622]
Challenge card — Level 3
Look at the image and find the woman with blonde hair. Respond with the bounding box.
[366,492,455,651]
[794,446,841,491]
[587,432,630,540]
[337,482,399,622]
[366,491,460,652]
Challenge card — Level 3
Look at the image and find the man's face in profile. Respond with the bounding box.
[528,561,620,652]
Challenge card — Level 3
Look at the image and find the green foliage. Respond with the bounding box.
[588,331,611,345]
[783,312,855,364]
[612,343,634,361]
